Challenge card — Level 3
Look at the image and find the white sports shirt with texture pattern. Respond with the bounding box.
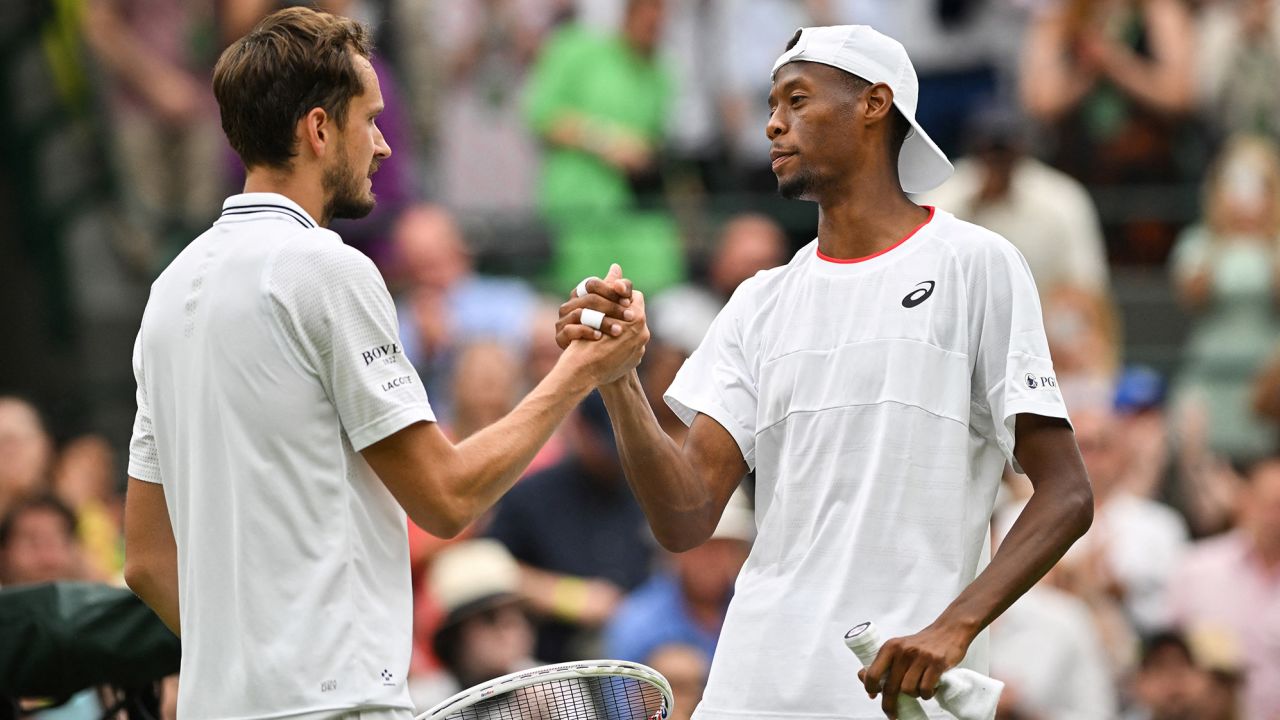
[664,207,1069,720]
[128,193,433,719]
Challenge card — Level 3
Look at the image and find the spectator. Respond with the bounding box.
[1055,407,1189,635]
[411,539,539,710]
[0,397,53,519]
[485,392,655,662]
[525,0,686,293]
[1199,0,1280,142]
[1170,134,1280,463]
[603,488,752,664]
[449,342,523,441]
[0,494,82,586]
[1122,631,1209,720]
[1020,0,1196,261]
[429,0,551,211]
[0,495,104,719]
[1169,455,1280,720]
[392,204,537,420]
[643,643,709,720]
[51,435,123,582]
[81,0,225,272]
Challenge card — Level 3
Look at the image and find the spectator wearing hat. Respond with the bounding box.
[485,392,655,662]
[603,488,753,665]
[411,540,539,711]
[1122,631,1210,720]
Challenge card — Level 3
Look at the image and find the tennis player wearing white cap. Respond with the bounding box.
[559,25,1095,720]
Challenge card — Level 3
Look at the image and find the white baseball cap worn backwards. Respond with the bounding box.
[771,25,954,194]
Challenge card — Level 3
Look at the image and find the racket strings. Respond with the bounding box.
[444,675,665,720]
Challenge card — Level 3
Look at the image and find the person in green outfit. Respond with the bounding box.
[525,0,685,293]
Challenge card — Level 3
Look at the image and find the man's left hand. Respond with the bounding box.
[858,621,973,718]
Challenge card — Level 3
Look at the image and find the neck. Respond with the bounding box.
[243,167,327,227]
[815,177,928,260]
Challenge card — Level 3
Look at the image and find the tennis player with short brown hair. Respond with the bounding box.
[123,8,648,719]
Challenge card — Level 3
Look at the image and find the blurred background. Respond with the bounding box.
[2,0,1280,718]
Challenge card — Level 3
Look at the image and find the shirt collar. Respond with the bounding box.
[219,193,319,229]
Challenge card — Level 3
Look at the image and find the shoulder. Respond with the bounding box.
[726,246,809,309]
[269,231,382,291]
[930,210,1023,266]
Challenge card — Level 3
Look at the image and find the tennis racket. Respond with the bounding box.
[416,660,673,720]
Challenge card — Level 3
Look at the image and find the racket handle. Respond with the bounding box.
[844,622,1004,720]
[844,623,931,720]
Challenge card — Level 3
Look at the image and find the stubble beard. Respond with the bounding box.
[777,166,819,201]
[322,144,376,223]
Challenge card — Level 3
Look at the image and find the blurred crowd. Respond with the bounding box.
[4,0,1280,718]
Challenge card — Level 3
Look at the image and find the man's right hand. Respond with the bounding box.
[559,287,649,387]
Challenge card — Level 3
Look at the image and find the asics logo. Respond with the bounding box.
[901,281,936,308]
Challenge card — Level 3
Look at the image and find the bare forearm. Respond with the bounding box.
[936,477,1093,640]
[126,562,181,636]
[445,362,596,526]
[599,372,721,551]
[1102,51,1193,114]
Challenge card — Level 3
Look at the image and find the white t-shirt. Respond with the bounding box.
[129,193,434,720]
[665,208,1069,720]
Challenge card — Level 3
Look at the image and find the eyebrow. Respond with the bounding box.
[767,76,808,105]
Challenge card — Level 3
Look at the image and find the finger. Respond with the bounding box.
[605,263,622,282]
[574,276,600,299]
[584,277,632,304]
[560,324,603,343]
[864,649,890,698]
[898,659,926,699]
[564,307,624,337]
[881,654,911,720]
[917,666,943,702]
[562,294,634,322]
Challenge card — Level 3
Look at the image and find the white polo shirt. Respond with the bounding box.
[128,193,434,719]
[665,208,1069,720]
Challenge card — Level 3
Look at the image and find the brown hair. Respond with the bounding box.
[213,7,372,170]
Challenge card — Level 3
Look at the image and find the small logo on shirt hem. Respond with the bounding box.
[901,281,935,308]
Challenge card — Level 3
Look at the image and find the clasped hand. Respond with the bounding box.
[556,263,650,386]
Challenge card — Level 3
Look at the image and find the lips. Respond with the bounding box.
[770,149,796,170]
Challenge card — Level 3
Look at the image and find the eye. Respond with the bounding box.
[790,94,806,106]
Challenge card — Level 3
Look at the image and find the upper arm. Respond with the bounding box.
[124,477,175,564]
[971,242,1069,470]
[684,413,751,516]
[1012,413,1086,490]
[269,242,435,451]
[359,420,461,537]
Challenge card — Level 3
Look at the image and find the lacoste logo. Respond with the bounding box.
[901,281,935,308]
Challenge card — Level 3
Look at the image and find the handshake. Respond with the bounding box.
[555,263,651,387]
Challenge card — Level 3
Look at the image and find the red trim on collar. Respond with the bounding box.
[815,206,936,264]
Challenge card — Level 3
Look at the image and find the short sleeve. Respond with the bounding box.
[664,285,759,470]
[128,329,162,483]
[269,239,435,451]
[971,241,1069,471]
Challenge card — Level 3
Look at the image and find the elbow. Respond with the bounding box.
[409,495,473,540]
[1069,480,1096,539]
[652,516,716,554]
[123,556,159,598]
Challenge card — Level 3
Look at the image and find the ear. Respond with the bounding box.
[298,107,332,160]
[862,83,896,127]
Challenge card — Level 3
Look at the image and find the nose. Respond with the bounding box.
[374,123,391,159]
[765,107,786,141]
